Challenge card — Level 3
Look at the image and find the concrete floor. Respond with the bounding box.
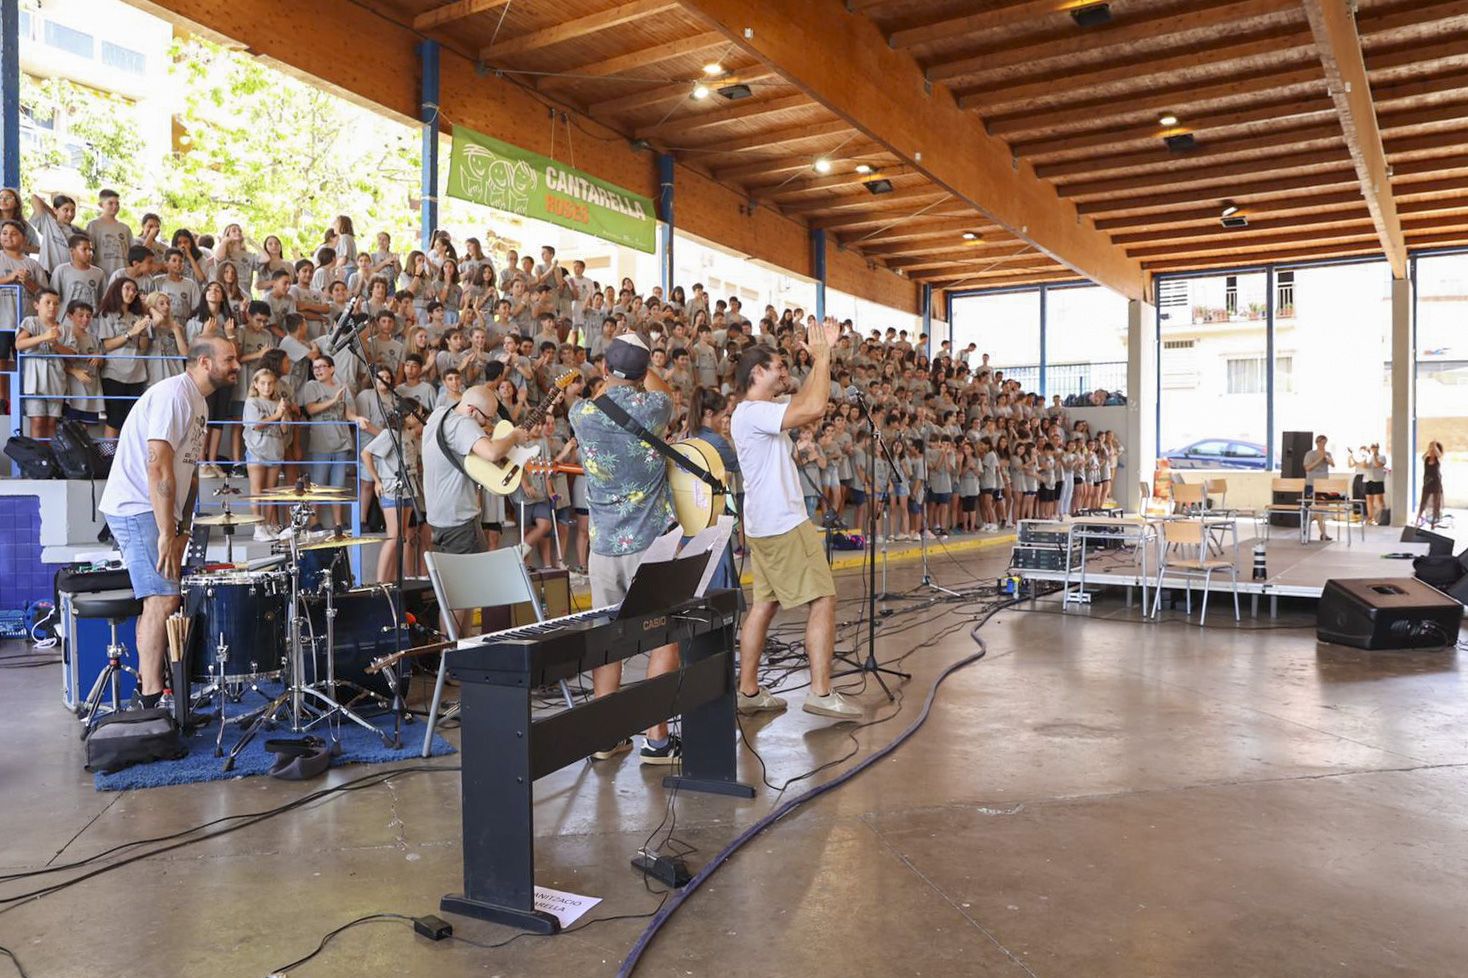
[2,546,1467,978]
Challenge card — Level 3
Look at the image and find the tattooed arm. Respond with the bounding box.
[146,439,182,578]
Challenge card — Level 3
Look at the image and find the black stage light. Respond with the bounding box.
[862,178,895,194]
[717,83,753,100]
[1164,132,1197,153]
[1070,3,1112,28]
[1220,214,1249,229]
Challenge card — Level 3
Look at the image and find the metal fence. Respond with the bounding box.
[998,360,1127,401]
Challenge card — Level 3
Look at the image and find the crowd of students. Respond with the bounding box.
[0,187,1125,569]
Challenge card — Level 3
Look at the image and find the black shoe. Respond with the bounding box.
[639,734,682,766]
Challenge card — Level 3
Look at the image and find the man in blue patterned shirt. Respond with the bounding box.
[568,333,683,765]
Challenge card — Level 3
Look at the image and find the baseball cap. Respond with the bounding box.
[605,333,651,381]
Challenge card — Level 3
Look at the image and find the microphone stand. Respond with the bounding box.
[832,391,909,700]
[332,312,413,748]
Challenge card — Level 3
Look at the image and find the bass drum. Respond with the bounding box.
[183,571,287,682]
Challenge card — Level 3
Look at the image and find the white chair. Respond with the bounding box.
[421,547,573,757]
[1151,518,1240,624]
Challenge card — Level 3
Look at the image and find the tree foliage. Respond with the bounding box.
[20,76,146,193]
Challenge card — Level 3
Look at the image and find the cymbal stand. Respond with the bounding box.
[213,471,244,563]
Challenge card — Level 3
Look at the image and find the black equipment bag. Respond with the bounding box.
[84,708,187,773]
[3,435,60,478]
[1413,554,1464,589]
[52,418,112,480]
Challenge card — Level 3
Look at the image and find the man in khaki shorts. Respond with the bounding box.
[730,317,860,720]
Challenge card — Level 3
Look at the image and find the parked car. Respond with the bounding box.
[1163,439,1269,470]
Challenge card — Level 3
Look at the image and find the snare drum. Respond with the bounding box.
[183,571,287,682]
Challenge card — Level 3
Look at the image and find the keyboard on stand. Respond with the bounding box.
[442,587,752,934]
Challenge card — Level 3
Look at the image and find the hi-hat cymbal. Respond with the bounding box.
[263,482,353,497]
[195,512,264,526]
[297,534,387,551]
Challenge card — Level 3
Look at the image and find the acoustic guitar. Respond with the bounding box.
[667,437,730,536]
[465,372,577,495]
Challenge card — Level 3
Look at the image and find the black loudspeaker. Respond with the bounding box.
[1400,526,1455,556]
[1317,577,1462,650]
[1280,430,1313,479]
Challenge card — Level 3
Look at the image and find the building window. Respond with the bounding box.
[1277,270,1295,317]
[1226,355,1293,395]
[1224,275,1238,316]
[43,21,94,58]
[101,42,146,76]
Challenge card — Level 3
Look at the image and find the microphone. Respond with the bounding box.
[327,295,366,352]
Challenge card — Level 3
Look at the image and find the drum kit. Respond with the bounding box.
[182,477,402,770]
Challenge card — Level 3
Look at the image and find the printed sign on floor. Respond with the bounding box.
[534,886,601,928]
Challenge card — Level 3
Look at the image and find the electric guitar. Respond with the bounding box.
[466,372,578,495]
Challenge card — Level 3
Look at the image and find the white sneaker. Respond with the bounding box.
[738,685,788,715]
[802,690,860,720]
[252,525,274,542]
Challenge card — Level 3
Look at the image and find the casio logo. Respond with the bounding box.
[643,616,667,631]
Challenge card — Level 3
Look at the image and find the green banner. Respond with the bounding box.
[446,126,656,254]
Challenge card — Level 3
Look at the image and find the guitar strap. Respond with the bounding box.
[592,393,726,492]
[432,406,472,480]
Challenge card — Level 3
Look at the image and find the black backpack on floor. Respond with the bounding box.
[52,418,112,480]
[84,708,188,773]
[3,435,60,478]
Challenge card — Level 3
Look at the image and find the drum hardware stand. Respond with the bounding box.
[78,623,143,735]
[833,393,910,699]
[224,503,391,770]
[212,472,245,563]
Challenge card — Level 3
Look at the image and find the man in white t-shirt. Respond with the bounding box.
[98,335,240,706]
[729,317,859,721]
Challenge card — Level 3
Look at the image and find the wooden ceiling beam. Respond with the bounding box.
[761,165,918,199]
[635,92,811,139]
[1093,191,1367,231]
[840,218,1006,249]
[1075,168,1359,214]
[960,27,1316,113]
[861,237,1014,260]
[915,269,1081,289]
[811,203,982,233]
[480,0,679,61]
[1057,148,1350,198]
[413,0,510,31]
[982,66,1324,134]
[1303,0,1407,278]
[686,119,854,154]
[888,0,1074,50]
[543,32,727,86]
[675,0,1147,299]
[782,186,951,217]
[1012,96,1337,161]
[1126,226,1379,258]
[1140,241,1385,270]
[1113,208,1375,245]
[588,65,778,119]
[711,146,890,184]
[926,0,1297,84]
[1035,124,1344,181]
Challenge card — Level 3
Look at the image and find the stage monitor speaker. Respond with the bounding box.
[1317,577,1462,651]
[1399,526,1455,556]
[1280,430,1313,479]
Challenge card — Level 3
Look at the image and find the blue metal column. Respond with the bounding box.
[1037,284,1048,398]
[811,228,827,321]
[418,40,440,252]
[920,283,932,349]
[1264,266,1276,466]
[2,0,19,190]
[656,153,675,295]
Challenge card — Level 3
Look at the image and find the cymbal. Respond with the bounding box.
[297,534,387,551]
[195,512,263,526]
[262,482,353,497]
[241,493,353,503]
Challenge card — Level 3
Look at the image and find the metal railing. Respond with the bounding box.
[995,360,1128,401]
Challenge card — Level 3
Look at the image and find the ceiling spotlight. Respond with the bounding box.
[855,163,873,174]
[1158,113,1179,127]
[716,82,752,100]
[691,83,711,100]
[813,157,833,174]
[1221,214,1249,229]
[1221,201,1240,218]
[862,177,894,195]
[961,232,979,240]
[702,62,724,76]
[1164,132,1197,153]
[1070,2,1112,28]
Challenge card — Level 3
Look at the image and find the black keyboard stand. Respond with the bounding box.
[441,589,752,933]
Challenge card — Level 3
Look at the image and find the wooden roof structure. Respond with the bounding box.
[271,1,1468,296]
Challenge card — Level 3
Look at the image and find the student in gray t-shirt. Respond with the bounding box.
[421,386,529,556]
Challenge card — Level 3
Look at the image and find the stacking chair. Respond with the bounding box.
[1263,478,1307,542]
[1172,481,1206,515]
[1151,518,1240,624]
[1307,477,1359,546]
[421,548,574,757]
[1204,478,1229,512]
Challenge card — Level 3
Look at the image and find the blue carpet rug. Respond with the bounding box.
[94,688,455,791]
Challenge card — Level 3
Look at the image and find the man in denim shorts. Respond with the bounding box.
[98,336,239,707]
